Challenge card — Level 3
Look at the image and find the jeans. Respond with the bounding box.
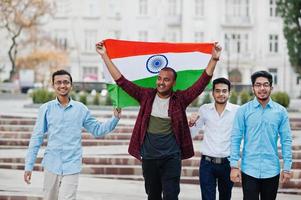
[199,158,233,200]
[142,154,181,200]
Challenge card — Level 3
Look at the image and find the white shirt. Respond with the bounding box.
[190,102,239,158]
[151,94,170,118]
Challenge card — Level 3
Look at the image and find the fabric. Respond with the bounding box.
[190,102,239,157]
[142,154,181,200]
[43,169,79,200]
[241,172,279,200]
[150,95,170,118]
[199,159,233,200]
[103,39,213,108]
[115,71,212,160]
[230,98,292,178]
[147,116,172,134]
[141,132,180,159]
[25,98,119,175]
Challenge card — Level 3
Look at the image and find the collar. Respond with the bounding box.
[55,97,74,107]
[252,97,274,108]
[209,102,233,111]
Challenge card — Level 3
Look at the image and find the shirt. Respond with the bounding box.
[230,98,292,178]
[25,98,119,175]
[115,71,212,160]
[190,102,239,158]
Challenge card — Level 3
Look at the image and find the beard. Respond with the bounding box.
[214,97,228,105]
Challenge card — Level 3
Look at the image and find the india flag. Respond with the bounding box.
[102,39,214,108]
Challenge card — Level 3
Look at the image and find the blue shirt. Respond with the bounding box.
[230,98,292,178]
[25,98,119,175]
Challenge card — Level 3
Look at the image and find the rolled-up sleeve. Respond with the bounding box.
[83,110,119,137]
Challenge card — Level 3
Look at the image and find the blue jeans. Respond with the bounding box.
[199,158,233,200]
[142,154,181,200]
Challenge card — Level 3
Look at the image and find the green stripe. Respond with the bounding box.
[107,69,211,108]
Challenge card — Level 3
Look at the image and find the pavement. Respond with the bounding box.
[0,93,301,199]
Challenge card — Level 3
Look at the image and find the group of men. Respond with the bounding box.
[23,41,292,200]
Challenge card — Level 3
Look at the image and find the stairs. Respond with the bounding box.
[0,114,301,195]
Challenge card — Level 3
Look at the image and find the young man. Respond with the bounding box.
[24,70,121,200]
[189,78,239,200]
[96,41,222,200]
[230,71,292,200]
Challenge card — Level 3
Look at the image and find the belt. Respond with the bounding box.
[202,155,229,164]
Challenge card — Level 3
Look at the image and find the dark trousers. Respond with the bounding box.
[199,158,233,200]
[242,172,280,200]
[142,155,181,200]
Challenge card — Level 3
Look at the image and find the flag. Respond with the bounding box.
[102,39,214,108]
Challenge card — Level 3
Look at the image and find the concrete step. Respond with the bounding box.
[1,156,301,169]
[0,124,135,132]
[0,138,130,146]
[1,116,301,130]
[1,162,301,189]
[0,131,204,141]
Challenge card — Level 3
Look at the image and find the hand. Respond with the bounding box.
[188,113,199,127]
[113,108,121,119]
[96,41,107,56]
[211,42,222,60]
[230,168,241,183]
[24,171,32,184]
[280,171,291,184]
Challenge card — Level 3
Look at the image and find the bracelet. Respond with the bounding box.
[283,170,291,174]
[212,57,219,61]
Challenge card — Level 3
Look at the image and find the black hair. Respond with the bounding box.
[213,77,231,91]
[251,70,273,86]
[160,67,177,81]
[52,70,73,85]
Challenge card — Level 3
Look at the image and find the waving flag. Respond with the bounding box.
[102,39,214,108]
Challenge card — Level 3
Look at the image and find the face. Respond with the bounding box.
[252,77,272,102]
[212,83,230,104]
[53,75,72,97]
[156,70,176,98]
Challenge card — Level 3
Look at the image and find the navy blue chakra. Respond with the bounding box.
[146,55,168,74]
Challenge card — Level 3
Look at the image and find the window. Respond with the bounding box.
[166,29,180,42]
[297,76,301,85]
[54,30,68,50]
[268,68,278,85]
[269,34,278,53]
[195,0,204,17]
[225,0,250,22]
[139,0,148,16]
[224,32,249,54]
[269,0,278,17]
[54,1,70,18]
[138,31,148,41]
[83,67,98,81]
[194,32,204,42]
[168,0,179,16]
[84,30,97,52]
[84,0,99,18]
[108,0,121,19]
[108,30,121,39]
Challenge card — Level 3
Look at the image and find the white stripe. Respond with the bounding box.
[103,52,211,83]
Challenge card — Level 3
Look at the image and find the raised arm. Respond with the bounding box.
[96,41,122,80]
[205,42,222,76]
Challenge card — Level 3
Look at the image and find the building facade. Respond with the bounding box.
[0,0,300,97]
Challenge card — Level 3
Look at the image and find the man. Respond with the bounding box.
[96,41,221,200]
[188,78,239,200]
[24,70,121,200]
[230,70,292,200]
